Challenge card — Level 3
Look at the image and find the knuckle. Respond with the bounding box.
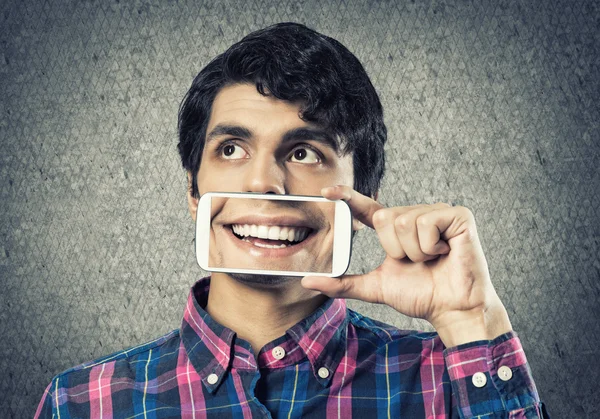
[416,215,432,227]
[458,206,475,221]
[373,208,393,228]
[394,215,412,231]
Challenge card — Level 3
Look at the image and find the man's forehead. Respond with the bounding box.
[210,83,303,120]
[205,83,348,156]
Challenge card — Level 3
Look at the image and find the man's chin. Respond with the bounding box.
[228,272,299,287]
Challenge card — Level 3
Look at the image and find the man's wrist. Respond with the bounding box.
[433,301,513,348]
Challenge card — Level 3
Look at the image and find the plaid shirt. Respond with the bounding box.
[35,277,548,418]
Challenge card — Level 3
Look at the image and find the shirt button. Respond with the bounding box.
[318,367,330,379]
[272,346,286,360]
[498,365,513,381]
[472,372,487,388]
[207,373,218,385]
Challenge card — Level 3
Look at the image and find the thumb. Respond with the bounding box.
[301,271,382,304]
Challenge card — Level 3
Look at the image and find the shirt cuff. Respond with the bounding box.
[443,331,545,418]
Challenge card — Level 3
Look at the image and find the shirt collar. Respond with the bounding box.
[180,277,348,392]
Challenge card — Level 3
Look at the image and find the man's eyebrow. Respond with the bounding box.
[282,127,341,154]
[206,124,253,143]
[206,124,341,154]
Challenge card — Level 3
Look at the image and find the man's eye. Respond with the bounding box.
[220,143,248,159]
[289,147,320,164]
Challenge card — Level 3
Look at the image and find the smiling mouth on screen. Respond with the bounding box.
[223,223,317,258]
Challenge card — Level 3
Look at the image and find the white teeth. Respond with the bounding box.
[253,242,288,249]
[268,226,281,240]
[240,237,289,248]
[231,224,310,243]
[257,225,269,239]
[279,227,289,240]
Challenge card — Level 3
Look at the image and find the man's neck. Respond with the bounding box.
[205,273,328,355]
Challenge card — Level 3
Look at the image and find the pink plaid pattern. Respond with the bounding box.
[34,277,548,418]
[445,334,528,381]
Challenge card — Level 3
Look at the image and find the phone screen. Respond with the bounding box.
[196,193,352,277]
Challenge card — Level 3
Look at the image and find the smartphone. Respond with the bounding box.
[195,192,352,277]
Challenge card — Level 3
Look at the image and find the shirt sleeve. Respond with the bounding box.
[443,331,549,418]
[34,379,55,419]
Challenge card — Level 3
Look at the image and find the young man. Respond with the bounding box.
[36,23,548,418]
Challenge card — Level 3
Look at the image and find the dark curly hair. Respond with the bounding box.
[178,22,386,199]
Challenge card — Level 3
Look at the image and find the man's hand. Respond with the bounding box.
[301,185,513,348]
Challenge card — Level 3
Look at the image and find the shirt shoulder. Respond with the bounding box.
[35,329,182,417]
[53,328,180,383]
[347,308,439,347]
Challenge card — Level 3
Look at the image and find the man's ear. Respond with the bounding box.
[186,172,199,222]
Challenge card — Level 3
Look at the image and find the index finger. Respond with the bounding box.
[321,185,383,229]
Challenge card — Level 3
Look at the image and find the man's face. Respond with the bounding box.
[190,83,354,282]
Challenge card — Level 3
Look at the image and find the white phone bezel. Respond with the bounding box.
[195,192,352,277]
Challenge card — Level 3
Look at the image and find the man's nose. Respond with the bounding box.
[242,155,286,195]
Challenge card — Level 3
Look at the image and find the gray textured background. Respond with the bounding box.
[1,0,598,417]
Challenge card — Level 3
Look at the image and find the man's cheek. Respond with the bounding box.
[208,229,219,267]
[210,197,228,222]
